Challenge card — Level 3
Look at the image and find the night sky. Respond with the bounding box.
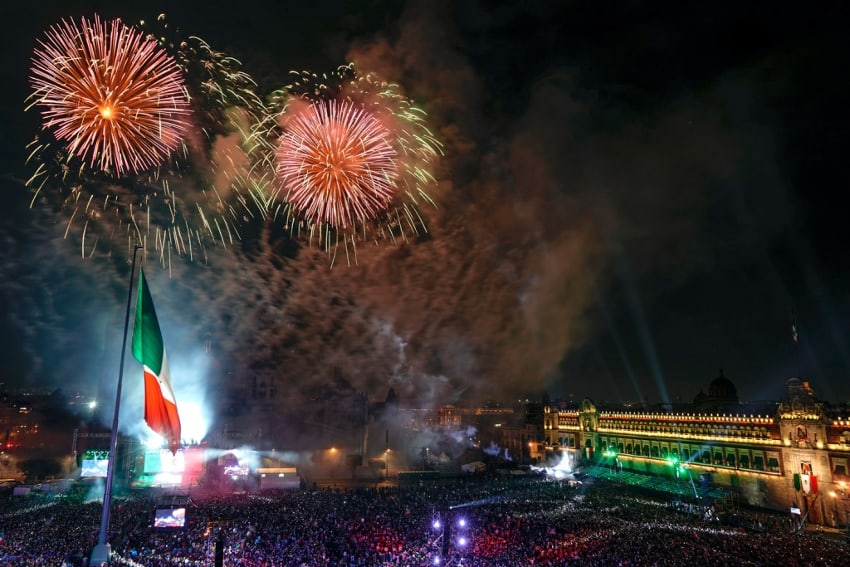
[1,0,849,425]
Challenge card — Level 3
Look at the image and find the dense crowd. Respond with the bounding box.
[1,474,847,566]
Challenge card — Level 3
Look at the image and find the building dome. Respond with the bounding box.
[707,370,738,402]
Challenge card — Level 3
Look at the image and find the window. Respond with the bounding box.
[832,458,848,479]
[767,456,780,473]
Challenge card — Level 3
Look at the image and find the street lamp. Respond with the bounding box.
[829,490,839,528]
[665,455,698,498]
[666,455,684,478]
[431,512,471,566]
[328,447,338,483]
[385,449,390,481]
[603,445,619,473]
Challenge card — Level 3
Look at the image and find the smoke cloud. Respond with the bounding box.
[0,0,804,454]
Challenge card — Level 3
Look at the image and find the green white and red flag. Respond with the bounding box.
[132,268,181,454]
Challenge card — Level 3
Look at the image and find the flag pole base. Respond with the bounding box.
[90,543,111,565]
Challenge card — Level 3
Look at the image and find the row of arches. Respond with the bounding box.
[597,436,782,473]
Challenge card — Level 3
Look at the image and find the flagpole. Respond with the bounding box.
[91,244,143,565]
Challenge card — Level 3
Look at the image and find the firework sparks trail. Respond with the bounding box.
[24,14,268,265]
[28,15,191,176]
[276,99,398,230]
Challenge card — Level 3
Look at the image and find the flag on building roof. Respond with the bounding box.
[132,268,181,454]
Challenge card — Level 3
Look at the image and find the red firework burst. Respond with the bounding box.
[29,15,190,176]
[275,99,399,230]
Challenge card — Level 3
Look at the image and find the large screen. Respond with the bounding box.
[143,449,185,474]
[137,447,205,487]
[221,452,250,477]
[154,507,186,528]
[141,449,185,486]
[81,458,109,478]
[80,450,109,478]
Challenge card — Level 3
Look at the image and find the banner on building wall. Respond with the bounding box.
[800,474,817,494]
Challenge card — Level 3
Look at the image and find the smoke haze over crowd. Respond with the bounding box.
[1,0,849,439]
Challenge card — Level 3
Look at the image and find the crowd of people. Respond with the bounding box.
[1,473,847,566]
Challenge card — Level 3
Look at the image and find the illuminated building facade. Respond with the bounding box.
[543,377,850,526]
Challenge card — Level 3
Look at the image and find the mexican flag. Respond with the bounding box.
[132,268,181,454]
[801,474,812,494]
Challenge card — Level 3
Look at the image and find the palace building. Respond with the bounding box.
[543,376,850,526]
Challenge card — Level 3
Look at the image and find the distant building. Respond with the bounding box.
[543,375,850,526]
[692,369,740,411]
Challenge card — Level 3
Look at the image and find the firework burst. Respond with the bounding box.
[28,15,190,176]
[276,98,398,231]
[25,14,267,265]
[260,64,442,260]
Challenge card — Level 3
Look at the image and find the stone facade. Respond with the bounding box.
[543,377,850,526]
